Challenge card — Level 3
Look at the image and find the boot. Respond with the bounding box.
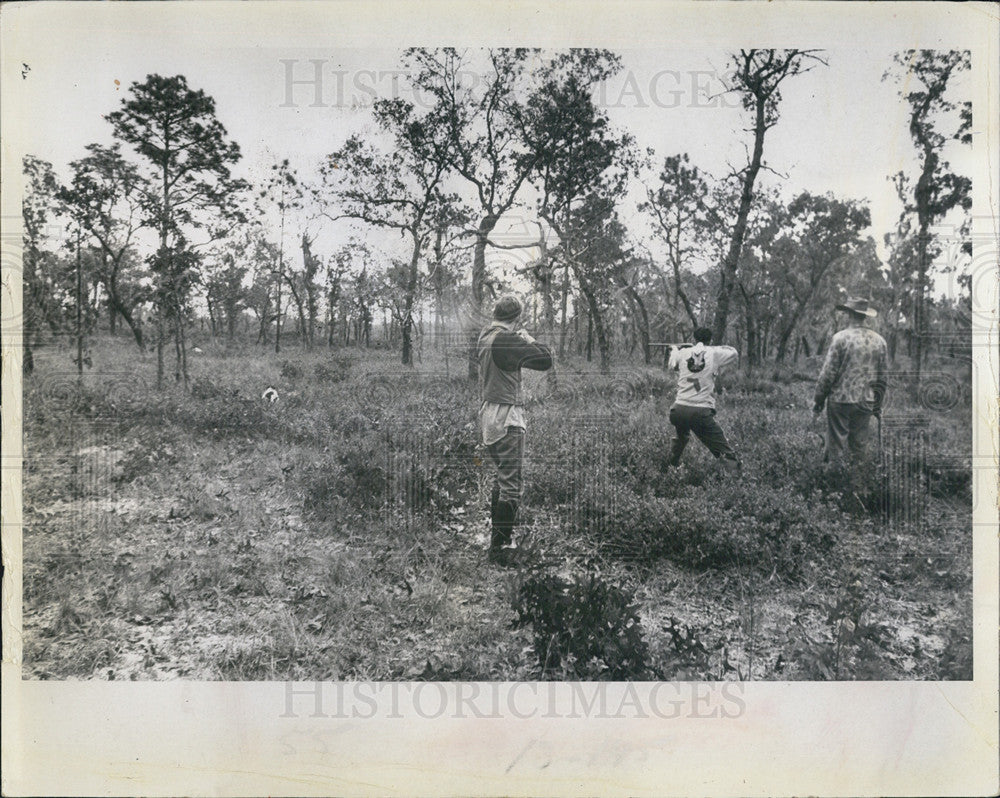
[488,499,518,565]
[667,437,685,467]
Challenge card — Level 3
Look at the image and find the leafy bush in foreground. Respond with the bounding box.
[511,570,655,680]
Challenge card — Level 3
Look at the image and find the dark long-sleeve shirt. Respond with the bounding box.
[477,323,552,445]
[489,330,553,373]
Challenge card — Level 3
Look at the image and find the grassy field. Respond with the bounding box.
[21,335,973,680]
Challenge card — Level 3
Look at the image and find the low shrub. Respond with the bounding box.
[190,376,232,401]
[583,478,841,579]
[339,440,390,504]
[194,395,272,437]
[779,575,894,680]
[728,375,780,395]
[658,616,718,680]
[937,624,973,680]
[115,428,180,483]
[298,421,477,518]
[280,360,303,381]
[511,570,656,679]
[610,409,676,492]
[925,459,972,503]
[299,454,351,517]
[314,357,352,384]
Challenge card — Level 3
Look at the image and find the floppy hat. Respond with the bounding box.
[835,297,877,317]
[493,295,523,322]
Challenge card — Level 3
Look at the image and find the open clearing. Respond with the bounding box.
[22,338,973,681]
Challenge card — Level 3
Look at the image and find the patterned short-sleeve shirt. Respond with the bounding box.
[814,326,888,407]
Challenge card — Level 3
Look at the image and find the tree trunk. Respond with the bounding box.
[573,297,581,355]
[593,304,610,373]
[172,310,182,384]
[738,284,760,368]
[75,230,83,384]
[433,284,444,349]
[301,234,320,348]
[579,280,610,373]
[109,294,145,350]
[23,261,38,374]
[712,94,767,344]
[256,311,271,345]
[467,214,499,379]
[306,289,317,347]
[156,311,165,389]
[911,125,941,382]
[280,273,308,349]
[745,318,758,369]
[670,250,699,331]
[158,127,171,391]
[275,263,283,354]
[432,228,445,349]
[623,284,650,364]
[400,234,422,365]
[776,254,841,363]
[913,227,930,381]
[817,329,829,356]
[177,310,190,389]
[206,295,218,338]
[538,238,556,336]
[774,304,806,363]
[104,265,145,349]
[558,261,570,359]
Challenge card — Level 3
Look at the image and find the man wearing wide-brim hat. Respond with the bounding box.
[812,296,888,476]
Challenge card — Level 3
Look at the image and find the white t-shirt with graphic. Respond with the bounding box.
[669,343,738,409]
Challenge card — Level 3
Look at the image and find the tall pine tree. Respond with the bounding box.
[107,74,245,388]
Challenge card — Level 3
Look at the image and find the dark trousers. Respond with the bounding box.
[487,427,524,503]
[824,402,873,460]
[669,405,736,464]
[824,402,877,495]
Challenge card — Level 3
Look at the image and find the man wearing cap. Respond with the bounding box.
[812,297,888,473]
[477,295,553,565]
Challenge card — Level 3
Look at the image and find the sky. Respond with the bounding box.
[3,6,978,302]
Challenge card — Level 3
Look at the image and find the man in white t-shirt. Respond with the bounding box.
[667,327,739,469]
